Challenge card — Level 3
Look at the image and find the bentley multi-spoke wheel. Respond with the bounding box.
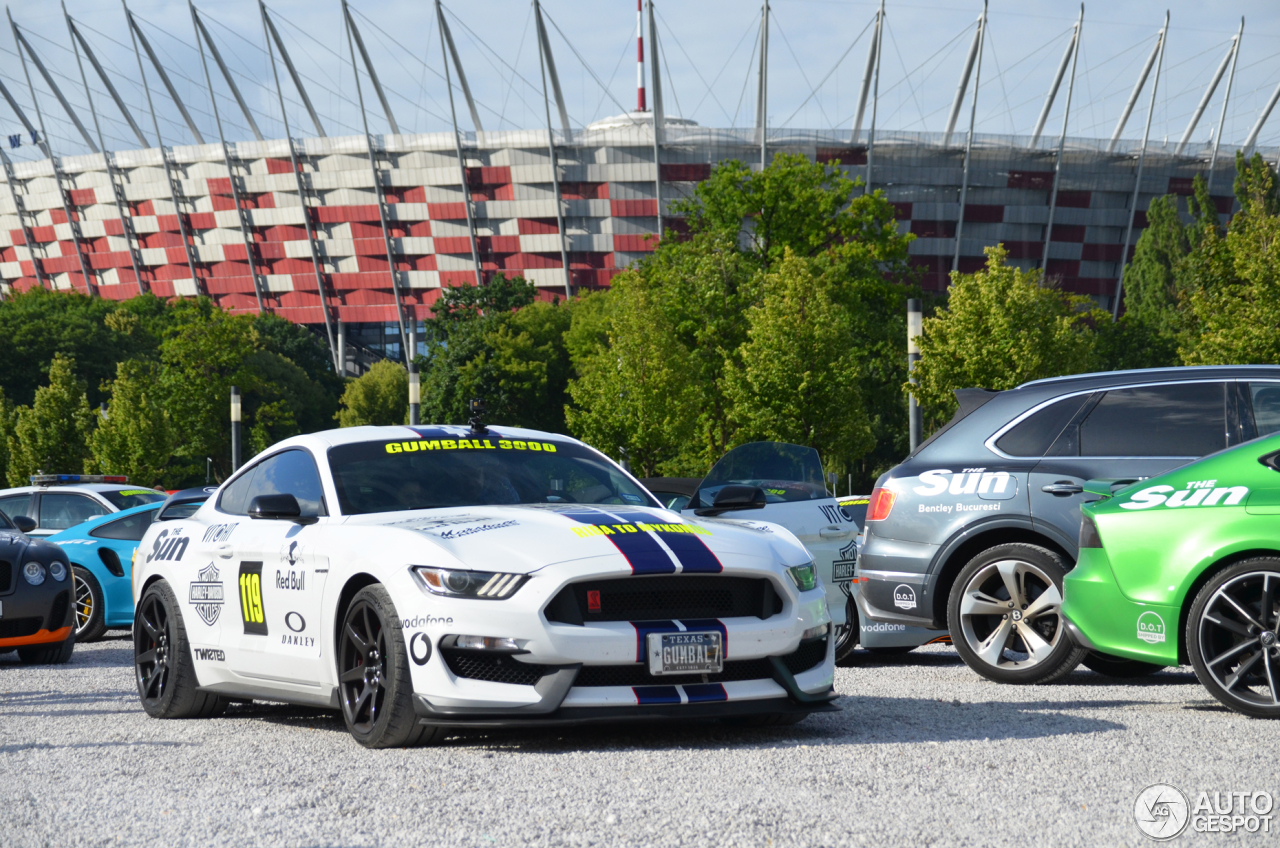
[72,566,107,643]
[948,543,1086,684]
[134,580,225,719]
[1188,560,1280,718]
[338,584,441,748]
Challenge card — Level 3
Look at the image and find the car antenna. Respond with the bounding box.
[468,398,489,436]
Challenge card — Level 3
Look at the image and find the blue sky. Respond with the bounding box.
[5,1,1280,160]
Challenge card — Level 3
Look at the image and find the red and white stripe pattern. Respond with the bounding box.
[636,0,646,113]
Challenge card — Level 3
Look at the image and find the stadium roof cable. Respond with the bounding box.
[778,13,874,128]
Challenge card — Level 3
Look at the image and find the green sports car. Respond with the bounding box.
[1062,432,1280,718]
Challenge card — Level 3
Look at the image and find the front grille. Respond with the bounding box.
[545,576,783,625]
[48,590,70,631]
[574,638,828,687]
[0,616,41,639]
[442,650,551,686]
[0,560,12,594]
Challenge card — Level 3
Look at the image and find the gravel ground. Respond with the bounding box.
[1,635,1275,847]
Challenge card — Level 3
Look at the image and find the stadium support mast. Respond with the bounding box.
[65,2,147,296]
[8,16,96,152]
[636,0,646,112]
[1176,27,1239,156]
[123,0,201,296]
[1042,5,1083,272]
[191,0,266,314]
[192,10,263,141]
[864,0,884,195]
[951,0,986,274]
[756,1,769,169]
[1108,24,1164,153]
[533,0,572,299]
[437,7,483,133]
[1207,18,1243,194]
[0,77,47,290]
[341,0,409,361]
[435,0,482,290]
[65,15,147,148]
[262,5,325,137]
[648,0,663,237]
[260,0,338,371]
[9,9,95,296]
[944,13,983,147]
[1114,11,1168,320]
[852,5,879,142]
[343,6,398,135]
[125,7,204,144]
[1030,15,1080,148]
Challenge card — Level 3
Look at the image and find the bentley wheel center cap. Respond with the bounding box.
[1011,610,1023,622]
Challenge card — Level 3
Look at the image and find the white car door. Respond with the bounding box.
[214,449,331,686]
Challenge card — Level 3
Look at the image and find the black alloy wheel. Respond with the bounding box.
[337,584,441,748]
[72,566,107,643]
[1188,560,1280,718]
[134,580,225,719]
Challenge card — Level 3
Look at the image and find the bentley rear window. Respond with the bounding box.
[327,434,659,515]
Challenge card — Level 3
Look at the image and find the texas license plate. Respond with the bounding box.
[832,559,856,583]
[647,631,723,675]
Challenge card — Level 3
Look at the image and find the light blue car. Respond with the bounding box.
[47,488,215,641]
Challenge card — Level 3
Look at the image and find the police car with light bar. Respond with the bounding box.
[0,475,167,539]
[131,423,837,748]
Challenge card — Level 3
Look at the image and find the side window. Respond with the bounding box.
[224,450,326,516]
[0,494,33,522]
[90,509,156,542]
[1079,383,1226,457]
[39,493,110,531]
[995,395,1089,457]
[1249,384,1280,437]
[217,466,260,515]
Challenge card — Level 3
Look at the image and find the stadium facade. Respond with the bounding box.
[1,2,1278,370]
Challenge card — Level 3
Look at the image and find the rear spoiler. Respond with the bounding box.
[908,387,998,458]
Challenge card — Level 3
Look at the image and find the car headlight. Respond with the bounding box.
[48,561,67,582]
[411,566,526,599]
[786,561,818,592]
[23,562,46,586]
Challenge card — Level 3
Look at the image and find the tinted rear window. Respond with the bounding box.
[1079,383,1225,457]
[995,395,1089,457]
[90,509,156,541]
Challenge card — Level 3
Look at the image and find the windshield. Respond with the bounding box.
[99,489,168,510]
[328,432,660,515]
[694,442,828,507]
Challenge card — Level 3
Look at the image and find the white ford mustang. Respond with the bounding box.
[131,424,837,747]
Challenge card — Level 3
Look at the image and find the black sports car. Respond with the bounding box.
[0,508,77,663]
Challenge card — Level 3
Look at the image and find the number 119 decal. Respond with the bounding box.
[238,562,268,635]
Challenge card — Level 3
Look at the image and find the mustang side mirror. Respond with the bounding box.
[248,494,314,524]
[695,485,768,517]
[12,515,35,534]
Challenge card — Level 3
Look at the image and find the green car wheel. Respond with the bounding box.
[1187,559,1280,719]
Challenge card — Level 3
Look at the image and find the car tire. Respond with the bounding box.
[134,580,227,719]
[1187,558,1280,719]
[948,543,1086,685]
[834,594,859,666]
[1081,651,1166,678]
[17,630,75,664]
[72,565,108,643]
[338,584,443,748]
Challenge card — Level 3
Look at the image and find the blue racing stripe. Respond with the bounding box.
[611,510,723,573]
[678,618,728,659]
[633,686,681,705]
[631,620,681,662]
[562,509,676,575]
[682,683,728,703]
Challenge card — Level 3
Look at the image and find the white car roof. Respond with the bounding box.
[265,424,589,453]
[0,483,159,496]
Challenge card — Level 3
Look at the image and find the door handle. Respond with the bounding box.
[1041,481,1083,496]
[819,526,852,539]
[216,544,234,558]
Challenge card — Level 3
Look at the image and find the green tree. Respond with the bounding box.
[87,360,175,487]
[912,246,1099,429]
[1180,153,1280,365]
[336,360,408,427]
[724,252,874,476]
[0,387,15,487]
[8,354,96,485]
